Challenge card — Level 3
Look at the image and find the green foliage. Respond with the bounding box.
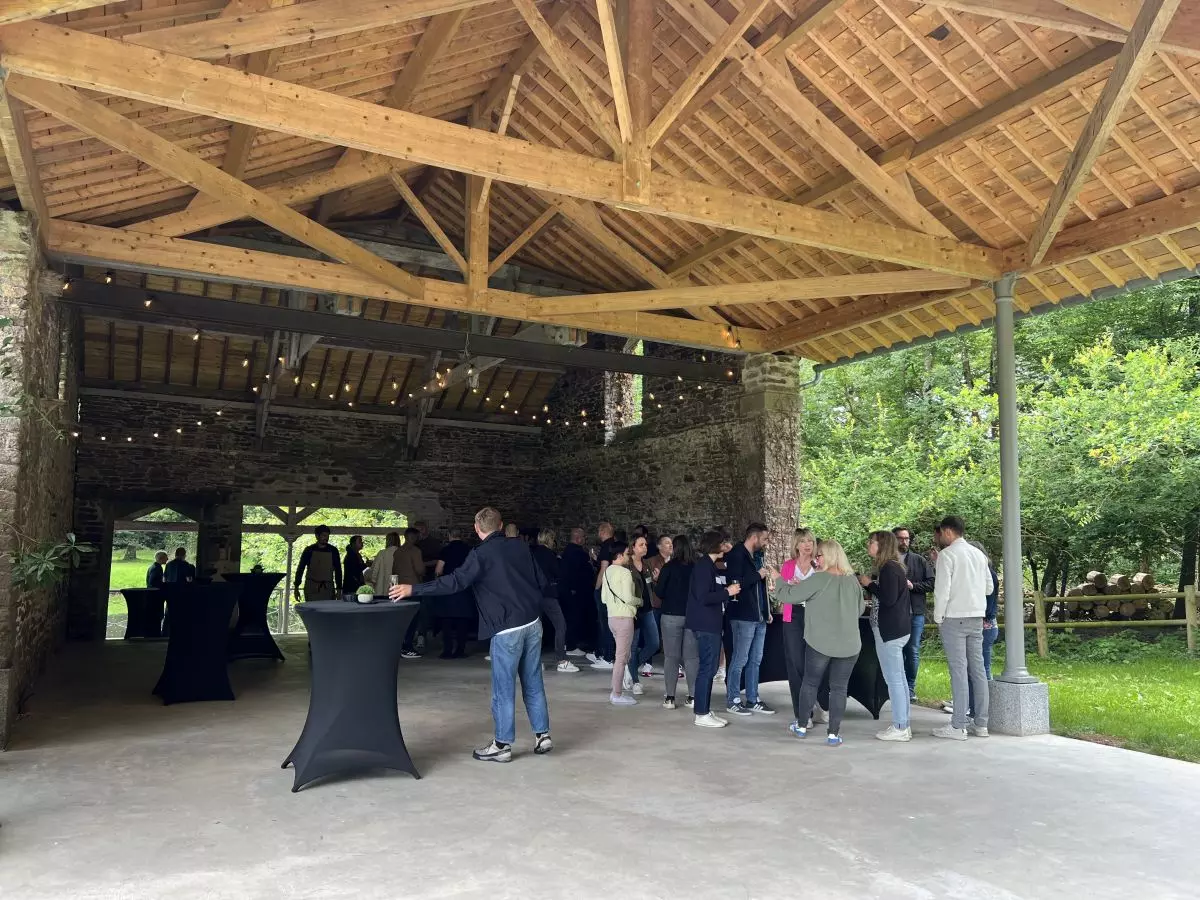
[11,532,97,591]
[800,277,1200,590]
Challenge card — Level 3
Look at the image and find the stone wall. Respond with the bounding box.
[68,394,546,638]
[0,211,77,748]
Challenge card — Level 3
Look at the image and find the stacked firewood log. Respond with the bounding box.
[1057,572,1173,620]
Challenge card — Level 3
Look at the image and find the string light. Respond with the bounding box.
[504,390,510,399]
[676,375,683,382]
[389,399,396,406]
[252,386,259,393]
[678,394,684,401]
[126,436,133,442]
[192,332,200,342]
[241,359,249,367]
[542,405,549,412]
[408,392,414,399]
[328,393,335,399]
[311,381,317,388]
[143,297,153,308]
[176,428,182,434]
[343,382,350,392]
[152,432,159,438]
[103,271,114,284]
[392,381,399,390]
[726,369,734,378]
[347,401,354,407]
[264,373,270,381]
[701,354,707,362]
[195,421,202,427]
[215,410,222,416]
[648,393,655,400]
[61,276,71,292]
[580,409,587,417]
[293,376,300,384]
[100,436,106,441]
[500,403,506,409]
[70,431,80,438]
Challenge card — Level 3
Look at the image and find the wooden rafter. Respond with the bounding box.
[0,1,109,23]
[528,271,972,315]
[470,0,572,125]
[10,77,426,301]
[0,23,1000,279]
[1026,0,1182,266]
[465,174,489,299]
[0,79,47,232]
[475,75,520,214]
[595,0,632,144]
[45,221,768,351]
[388,171,467,275]
[488,207,557,275]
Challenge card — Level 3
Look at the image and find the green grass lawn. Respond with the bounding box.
[916,646,1200,763]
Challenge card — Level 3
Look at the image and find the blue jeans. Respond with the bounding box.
[873,626,911,730]
[969,622,1000,718]
[593,588,614,661]
[693,630,722,716]
[490,620,550,745]
[903,614,925,697]
[726,619,767,706]
[629,610,661,682]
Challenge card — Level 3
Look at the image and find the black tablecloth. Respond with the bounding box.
[153,583,240,705]
[223,573,286,662]
[748,617,890,719]
[121,588,165,640]
[284,600,421,792]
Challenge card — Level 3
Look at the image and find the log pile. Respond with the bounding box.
[1052,572,1174,621]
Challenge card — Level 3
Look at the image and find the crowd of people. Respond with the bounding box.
[378,506,1001,763]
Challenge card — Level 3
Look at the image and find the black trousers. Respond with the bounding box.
[782,611,828,721]
[439,616,470,657]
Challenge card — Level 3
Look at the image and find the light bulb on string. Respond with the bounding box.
[100,436,107,441]
[678,395,684,401]
[310,382,317,389]
[328,393,335,399]
[195,421,202,427]
[504,390,510,399]
[294,376,300,384]
[176,427,183,434]
[192,332,200,342]
[71,430,80,438]
[343,383,350,392]
[143,297,153,308]
[241,359,249,367]
[126,436,133,442]
[542,405,548,412]
[103,271,114,284]
[215,410,222,416]
[152,432,159,438]
[252,386,259,393]
[61,276,71,292]
[347,401,354,407]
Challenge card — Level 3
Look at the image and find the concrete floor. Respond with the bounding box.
[2,638,1198,900]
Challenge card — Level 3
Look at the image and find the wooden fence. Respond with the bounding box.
[1029,585,1197,657]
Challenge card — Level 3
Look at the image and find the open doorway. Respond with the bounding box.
[106,508,198,639]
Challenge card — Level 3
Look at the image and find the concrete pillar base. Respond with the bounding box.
[989,679,1050,736]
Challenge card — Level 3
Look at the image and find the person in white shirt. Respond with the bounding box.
[931,516,991,740]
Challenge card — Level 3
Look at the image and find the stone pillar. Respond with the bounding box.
[197,500,243,579]
[0,210,77,748]
[732,354,802,567]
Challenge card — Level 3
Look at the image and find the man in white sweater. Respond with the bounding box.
[931,516,990,740]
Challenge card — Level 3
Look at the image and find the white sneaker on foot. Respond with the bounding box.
[590,658,613,670]
[586,652,600,663]
[876,725,913,742]
[621,670,633,691]
[566,648,587,657]
[662,697,677,710]
[931,724,968,741]
[631,683,644,695]
[639,663,654,677]
[610,694,637,706]
[715,667,726,682]
[811,706,828,724]
[694,712,727,728]
[942,701,954,714]
[969,723,990,737]
[556,660,580,673]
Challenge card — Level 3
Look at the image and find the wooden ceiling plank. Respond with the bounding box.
[471,0,572,124]
[388,170,467,275]
[1026,0,1181,266]
[511,0,621,152]
[488,206,556,274]
[529,270,972,315]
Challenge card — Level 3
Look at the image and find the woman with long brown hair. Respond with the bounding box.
[860,530,913,742]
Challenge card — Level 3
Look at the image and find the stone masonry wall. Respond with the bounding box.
[0,211,77,748]
[68,394,546,639]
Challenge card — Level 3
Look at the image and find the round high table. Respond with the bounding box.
[223,572,286,662]
[120,588,165,640]
[153,583,240,705]
[283,600,421,792]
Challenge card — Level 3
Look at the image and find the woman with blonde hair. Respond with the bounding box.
[779,528,828,729]
[776,540,864,746]
[600,541,639,705]
[860,529,913,742]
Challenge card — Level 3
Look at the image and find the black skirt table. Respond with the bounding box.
[284,600,421,792]
[153,583,240,705]
[223,572,286,662]
[121,588,165,640]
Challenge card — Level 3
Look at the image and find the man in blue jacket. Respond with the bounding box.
[391,507,551,763]
[723,522,777,717]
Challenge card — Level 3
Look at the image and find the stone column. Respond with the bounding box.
[731,354,802,567]
[197,500,243,579]
[0,210,76,749]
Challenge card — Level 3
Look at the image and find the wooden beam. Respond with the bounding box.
[0,79,47,233]
[1007,181,1200,271]
[388,171,467,275]
[0,22,1001,279]
[45,220,767,351]
[470,0,571,125]
[595,0,632,144]
[664,40,1123,276]
[648,0,770,147]
[0,1,108,24]
[475,75,520,214]
[465,175,489,299]
[621,0,653,203]
[528,271,972,315]
[10,77,426,301]
[122,0,492,60]
[1026,0,1182,266]
[488,207,556,275]
[511,0,621,152]
[127,156,413,237]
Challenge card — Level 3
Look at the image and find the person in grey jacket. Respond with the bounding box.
[775,540,865,747]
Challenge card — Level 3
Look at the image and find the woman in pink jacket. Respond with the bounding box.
[780,528,828,729]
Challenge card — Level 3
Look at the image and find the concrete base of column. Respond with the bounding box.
[988,679,1050,736]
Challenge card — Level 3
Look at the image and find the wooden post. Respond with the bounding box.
[1033,590,1048,658]
[1185,584,1197,653]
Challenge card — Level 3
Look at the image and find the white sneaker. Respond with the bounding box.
[590,659,613,670]
[942,701,954,714]
[556,660,580,673]
[484,655,491,662]
[610,694,638,706]
[694,712,728,728]
[639,663,654,677]
[969,723,989,737]
[811,706,828,725]
[931,724,968,741]
[566,648,587,657]
[715,667,726,682]
[586,652,600,663]
[632,683,644,695]
[662,697,677,710]
[876,725,912,742]
[622,670,633,691]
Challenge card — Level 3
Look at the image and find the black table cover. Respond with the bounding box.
[153,583,240,705]
[749,617,890,719]
[223,573,286,662]
[284,600,421,792]
[121,588,165,640]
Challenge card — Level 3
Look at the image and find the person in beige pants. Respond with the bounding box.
[600,541,640,706]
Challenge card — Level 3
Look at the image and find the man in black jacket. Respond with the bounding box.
[894,526,935,703]
[559,527,595,656]
[723,523,777,717]
[391,507,551,763]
